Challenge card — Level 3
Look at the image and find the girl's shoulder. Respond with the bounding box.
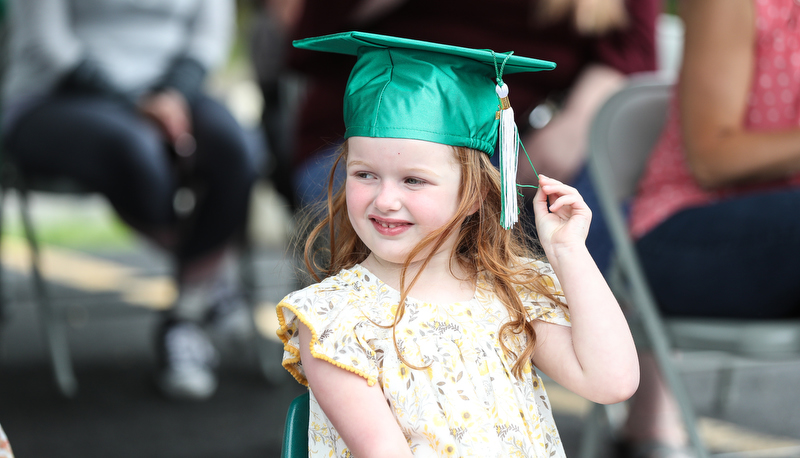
[499,256,562,294]
[276,265,389,387]
[281,271,349,303]
[514,255,551,269]
[279,265,396,319]
[520,256,555,275]
[283,264,376,297]
[478,257,570,325]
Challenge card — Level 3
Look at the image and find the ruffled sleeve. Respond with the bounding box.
[276,272,383,387]
[519,259,571,326]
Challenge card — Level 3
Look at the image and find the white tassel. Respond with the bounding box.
[496,83,519,229]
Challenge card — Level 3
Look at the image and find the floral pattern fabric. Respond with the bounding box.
[277,261,570,457]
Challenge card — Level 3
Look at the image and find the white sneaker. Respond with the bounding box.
[157,320,220,401]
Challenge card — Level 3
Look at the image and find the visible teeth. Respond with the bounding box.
[380,222,397,228]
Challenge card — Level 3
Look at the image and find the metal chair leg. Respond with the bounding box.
[649,333,709,458]
[18,188,78,397]
[238,239,289,385]
[578,403,604,458]
[579,401,629,458]
[0,187,7,351]
[713,366,735,417]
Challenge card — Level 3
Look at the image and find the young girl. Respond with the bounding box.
[277,32,639,457]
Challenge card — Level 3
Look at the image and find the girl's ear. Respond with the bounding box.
[467,188,486,216]
[468,198,481,216]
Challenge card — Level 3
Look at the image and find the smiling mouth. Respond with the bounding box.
[370,218,410,229]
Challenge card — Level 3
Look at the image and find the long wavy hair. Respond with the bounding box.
[301,141,564,378]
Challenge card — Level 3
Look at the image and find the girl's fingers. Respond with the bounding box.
[533,182,552,213]
[538,174,569,188]
[537,176,590,217]
[539,181,579,198]
[537,175,580,197]
[548,194,582,212]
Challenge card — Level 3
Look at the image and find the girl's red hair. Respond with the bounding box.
[300,142,564,377]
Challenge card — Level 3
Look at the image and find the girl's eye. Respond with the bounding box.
[355,171,374,179]
[405,177,425,185]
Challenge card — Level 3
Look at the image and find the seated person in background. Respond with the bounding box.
[2,0,260,401]
[248,0,305,213]
[621,0,800,455]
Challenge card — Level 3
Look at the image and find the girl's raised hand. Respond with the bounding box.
[533,175,592,255]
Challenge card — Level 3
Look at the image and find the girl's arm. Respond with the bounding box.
[298,324,413,458]
[680,0,800,188]
[530,175,639,405]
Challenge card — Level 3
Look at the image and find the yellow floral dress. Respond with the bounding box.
[276,261,570,457]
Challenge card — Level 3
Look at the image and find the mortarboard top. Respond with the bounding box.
[293,31,556,75]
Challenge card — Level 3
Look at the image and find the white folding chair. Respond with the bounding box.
[578,72,800,458]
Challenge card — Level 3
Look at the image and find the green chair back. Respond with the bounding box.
[281,392,309,458]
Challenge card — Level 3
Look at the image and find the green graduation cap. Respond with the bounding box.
[293,31,556,229]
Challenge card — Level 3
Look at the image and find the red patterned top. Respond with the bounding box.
[630,0,800,238]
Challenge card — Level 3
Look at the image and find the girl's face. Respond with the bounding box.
[345,136,464,267]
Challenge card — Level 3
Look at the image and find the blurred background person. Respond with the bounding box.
[621,0,800,456]
[2,0,260,401]
[281,0,659,271]
[248,0,305,214]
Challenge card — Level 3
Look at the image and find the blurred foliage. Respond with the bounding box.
[664,0,679,16]
[4,206,135,250]
[229,0,261,68]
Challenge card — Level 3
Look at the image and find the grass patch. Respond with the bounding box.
[2,194,136,250]
[4,215,135,250]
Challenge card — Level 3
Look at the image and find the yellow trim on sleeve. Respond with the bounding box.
[276,299,378,387]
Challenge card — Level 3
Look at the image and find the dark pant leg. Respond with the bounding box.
[573,164,613,274]
[5,95,175,228]
[179,95,259,261]
[636,189,800,319]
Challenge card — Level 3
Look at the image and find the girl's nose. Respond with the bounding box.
[374,182,402,212]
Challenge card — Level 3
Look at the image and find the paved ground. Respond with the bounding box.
[1,189,800,457]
